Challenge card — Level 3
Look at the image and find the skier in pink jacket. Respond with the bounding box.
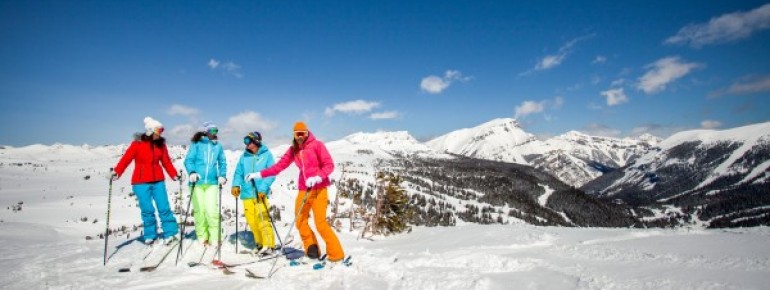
[246,121,345,262]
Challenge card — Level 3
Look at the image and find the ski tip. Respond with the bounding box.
[118,268,131,273]
[245,269,266,279]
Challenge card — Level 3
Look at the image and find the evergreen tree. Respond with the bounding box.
[374,172,412,235]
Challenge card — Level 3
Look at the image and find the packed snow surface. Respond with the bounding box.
[1,142,769,289]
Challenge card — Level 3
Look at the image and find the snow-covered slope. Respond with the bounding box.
[328,131,444,159]
[582,121,770,227]
[427,118,658,187]
[2,134,770,289]
[427,118,545,163]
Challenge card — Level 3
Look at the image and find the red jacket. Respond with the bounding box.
[114,140,178,184]
[261,131,334,190]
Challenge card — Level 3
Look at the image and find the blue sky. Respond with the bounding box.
[2,1,769,149]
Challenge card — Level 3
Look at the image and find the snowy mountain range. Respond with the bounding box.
[333,119,769,227]
[358,118,657,187]
[582,121,770,227]
[2,118,767,229]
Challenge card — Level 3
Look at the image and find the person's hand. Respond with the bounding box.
[231,186,240,198]
[245,172,262,181]
[305,175,322,188]
[109,172,119,181]
[189,173,199,183]
[258,192,267,201]
[218,177,227,186]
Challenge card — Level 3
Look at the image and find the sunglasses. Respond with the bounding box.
[207,127,218,135]
[294,131,307,138]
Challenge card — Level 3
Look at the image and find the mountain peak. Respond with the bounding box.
[479,118,521,129]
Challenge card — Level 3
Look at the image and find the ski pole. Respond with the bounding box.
[176,182,195,265]
[217,184,223,260]
[235,194,239,254]
[103,167,114,266]
[178,170,183,214]
[252,180,283,248]
[268,186,313,278]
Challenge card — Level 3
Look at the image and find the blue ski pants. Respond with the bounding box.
[134,181,178,241]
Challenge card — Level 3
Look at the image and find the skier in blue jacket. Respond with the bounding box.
[184,122,227,247]
[231,131,277,255]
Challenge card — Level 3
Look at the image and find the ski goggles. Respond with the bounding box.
[294,131,308,138]
[243,132,261,145]
[207,127,218,135]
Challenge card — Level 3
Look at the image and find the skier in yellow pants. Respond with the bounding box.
[231,131,277,255]
[243,194,274,253]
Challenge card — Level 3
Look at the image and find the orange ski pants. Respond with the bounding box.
[295,187,345,261]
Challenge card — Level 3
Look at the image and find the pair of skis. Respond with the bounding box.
[243,255,353,279]
[117,240,180,272]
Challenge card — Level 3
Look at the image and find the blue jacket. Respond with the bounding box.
[232,144,275,199]
[184,136,227,185]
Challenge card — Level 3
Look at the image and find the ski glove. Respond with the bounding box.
[109,172,119,181]
[305,175,323,188]
[231,186,240,198]
[258,193,267,201]
[218,177,227,186]
[189,173,200,183]
[245,172,262,181]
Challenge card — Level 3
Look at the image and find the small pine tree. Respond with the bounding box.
[375,172,412,235]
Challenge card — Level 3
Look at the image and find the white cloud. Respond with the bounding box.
[167,104,199,117]
[601,88,629,106]
[610,78,626,87]
[581,123,622,137]
[208,59,220,69]
[514,101,545,119]
[224,111,277,138]
[629,123,686,139]
[712,75,770,97]
[369,111,400,120]
[165,124,197,145]
[223,62,243,78]
[637,56,701,94]
[529,34,594,72]
[325,100,381,117]
[553,96,565,109]
[420,70,470,94]
[701,120,723,129]
[208,58,243,78]
[665,3,770,47]
[536,54,566,70]
[593,55,607,64]
[420,76,449,94]
[514,96,564,119]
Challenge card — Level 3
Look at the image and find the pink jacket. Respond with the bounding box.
[260,131,334,190]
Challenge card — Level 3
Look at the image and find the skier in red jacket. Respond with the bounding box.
[113,117,180,245]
